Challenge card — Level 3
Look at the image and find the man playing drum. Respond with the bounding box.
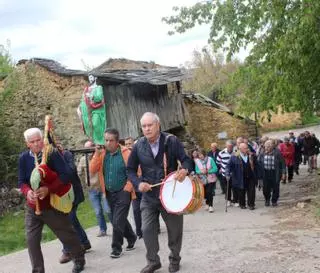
[127,112,193,273]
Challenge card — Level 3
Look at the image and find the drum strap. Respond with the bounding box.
[163,134,174,178]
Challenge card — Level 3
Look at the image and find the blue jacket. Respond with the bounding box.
[225,153,261,189]
[127,132,194,203]
[18,150,72,189]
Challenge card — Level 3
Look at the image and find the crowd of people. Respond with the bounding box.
[18,115,319,273]
[190,130,320,212]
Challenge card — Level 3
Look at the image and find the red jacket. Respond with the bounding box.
[279,143,295,166]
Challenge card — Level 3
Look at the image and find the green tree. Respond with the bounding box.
[0,40,14,79]
[183,46,240,106]
[163,0,320,116]
[0,42,21,187]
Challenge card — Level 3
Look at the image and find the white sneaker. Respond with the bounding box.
[234,203,240,207]
[205,205,209,210]
[227,201,231,207]
[209,206,214,213]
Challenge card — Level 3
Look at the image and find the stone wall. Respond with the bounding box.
[0,63,88,188]
[184,100,257,150]
[1,63,88,149]
[259,108,302,132]
[0,186,24,215]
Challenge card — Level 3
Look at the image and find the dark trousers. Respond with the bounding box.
[238,179,256,207]
[303,154,308,165]
[132,192,142,237]
[294,159,300,173]
[25,206,84,273]
[204,183,216,207]
[217,174,226,194]
[287,165,294,181]
[63,204,89,253]
[141,199,183,266]
[232,187,239,203]
[222,176,233,201]
[263,169,280,204]
[107,190,136,252]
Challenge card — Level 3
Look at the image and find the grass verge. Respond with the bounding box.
[0,195,97,256]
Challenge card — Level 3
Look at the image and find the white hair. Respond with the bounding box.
[24,128,42,142]
[140,112,160,124]
[226,140,233,146]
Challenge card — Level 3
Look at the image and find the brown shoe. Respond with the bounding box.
[59,252,72,264]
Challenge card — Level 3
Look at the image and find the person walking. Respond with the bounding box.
[258,140,286,207]
[127,112,193,273]
[90,128,137,258]
[195,149,218,212]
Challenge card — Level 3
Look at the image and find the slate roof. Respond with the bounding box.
[17,58,185,85]
[94,68,185,85]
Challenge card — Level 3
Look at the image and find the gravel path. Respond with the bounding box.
[263,124,320,140]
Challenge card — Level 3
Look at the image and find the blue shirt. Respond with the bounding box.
[240,153,248,163]
[149,136,160,158]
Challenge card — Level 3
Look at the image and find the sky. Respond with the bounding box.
[0,0,219,70]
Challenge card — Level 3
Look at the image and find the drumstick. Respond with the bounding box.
[172,179,177,198]
[150,181,165,188]
[172,161,182,198]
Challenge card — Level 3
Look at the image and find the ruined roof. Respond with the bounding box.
[183,93,232,113]
[17,58,87,76]
[93,58,174,71]
[17,58,185,85]
[183,92,255,122]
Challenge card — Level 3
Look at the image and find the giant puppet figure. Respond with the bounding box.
[78,74,106,145]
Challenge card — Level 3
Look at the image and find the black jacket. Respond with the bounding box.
[127,132,193,203]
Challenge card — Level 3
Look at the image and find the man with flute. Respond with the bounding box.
[18,127,85,273]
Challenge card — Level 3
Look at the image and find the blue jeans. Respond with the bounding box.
[89,189,111,232]
[63,204,89,253]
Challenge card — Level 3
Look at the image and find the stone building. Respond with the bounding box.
[183,93,257,149]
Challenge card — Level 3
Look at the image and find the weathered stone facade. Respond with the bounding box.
[184,100,257,149]
[1,63,88,149]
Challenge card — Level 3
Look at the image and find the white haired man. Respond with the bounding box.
[18,128,85,273]
[258,140,286,207]
[127,112,193,273]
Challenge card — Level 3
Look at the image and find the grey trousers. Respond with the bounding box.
[141,199,183,266]
[25,206,85,273]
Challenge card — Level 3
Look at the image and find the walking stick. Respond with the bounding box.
[85,153,91,187]
[225,177,230,213]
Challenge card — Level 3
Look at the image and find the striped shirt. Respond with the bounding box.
[103,148,127,192]
[217,148,233,177]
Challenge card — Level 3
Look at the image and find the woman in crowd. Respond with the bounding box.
[194,149,218,213]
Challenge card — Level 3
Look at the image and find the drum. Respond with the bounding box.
[160,172,204,215]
